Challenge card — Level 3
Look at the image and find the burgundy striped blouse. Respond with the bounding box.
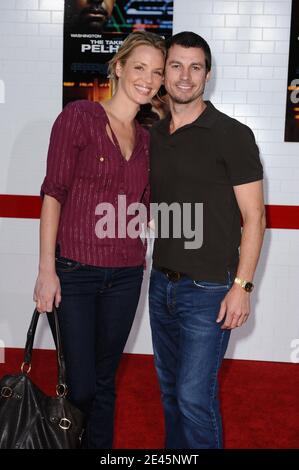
[41,100,150,267]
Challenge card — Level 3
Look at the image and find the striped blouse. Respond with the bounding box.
[41,100,150,267]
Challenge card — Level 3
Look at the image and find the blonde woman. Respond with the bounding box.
[34,31,165,449]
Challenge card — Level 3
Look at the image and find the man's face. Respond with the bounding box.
[73,1,115,31]
[164,44,210,105]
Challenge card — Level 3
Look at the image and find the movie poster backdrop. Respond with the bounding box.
[63,1,173,108]
[285,0,299,142]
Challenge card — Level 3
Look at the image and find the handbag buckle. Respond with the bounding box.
[59,418,71,430]
[1,386,13,398]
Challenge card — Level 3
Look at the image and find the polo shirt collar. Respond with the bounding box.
[158,100,219,134]
[193,101,219,128]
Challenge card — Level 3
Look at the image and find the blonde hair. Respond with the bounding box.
[108,31,166,86]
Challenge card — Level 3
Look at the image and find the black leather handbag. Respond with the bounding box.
[0,309,84,449]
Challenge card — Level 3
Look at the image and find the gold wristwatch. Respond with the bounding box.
[234,277,254,292]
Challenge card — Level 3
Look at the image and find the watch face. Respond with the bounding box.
[244,282,254,292]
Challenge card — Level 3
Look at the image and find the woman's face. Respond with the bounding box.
[116,45,165,106]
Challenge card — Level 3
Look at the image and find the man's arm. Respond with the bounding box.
[217,180,266,329]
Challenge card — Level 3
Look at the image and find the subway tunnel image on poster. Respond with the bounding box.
[63,1,173,108]
[284,0,299,142]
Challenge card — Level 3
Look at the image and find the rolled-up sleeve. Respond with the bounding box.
[41,101,85,205]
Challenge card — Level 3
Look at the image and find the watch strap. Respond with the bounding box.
[234,277,254,292]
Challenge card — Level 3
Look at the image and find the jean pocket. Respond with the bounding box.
[193,280,229,291]
[55,256,81,273]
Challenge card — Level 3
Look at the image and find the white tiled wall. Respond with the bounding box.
[0,0,298,361]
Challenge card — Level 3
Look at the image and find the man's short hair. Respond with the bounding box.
[166,31,212,72]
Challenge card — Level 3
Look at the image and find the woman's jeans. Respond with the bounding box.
[48,255,143,449]
[149,267,232,449]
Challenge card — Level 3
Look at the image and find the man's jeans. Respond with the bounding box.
[48,255,143,449]
[149,267,232,449]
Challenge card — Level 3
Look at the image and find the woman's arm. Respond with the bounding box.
[33,195,61,313]
[34,102,85,313]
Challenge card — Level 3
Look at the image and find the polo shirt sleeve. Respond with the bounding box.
[40,101,85,205]
[220,120,263,186]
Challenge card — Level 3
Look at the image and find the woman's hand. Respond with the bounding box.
[33,270,61,313]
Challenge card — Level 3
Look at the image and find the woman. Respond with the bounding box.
[33,31,165,449]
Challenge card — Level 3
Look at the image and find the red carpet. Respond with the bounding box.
[1,349,298,449]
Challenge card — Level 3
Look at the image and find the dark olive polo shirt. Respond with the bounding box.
[149,101,263,282]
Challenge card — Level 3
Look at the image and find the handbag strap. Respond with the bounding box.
[23,308,67,397]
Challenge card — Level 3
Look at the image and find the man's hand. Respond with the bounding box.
[216,284,250,329]
[148,218,155,232]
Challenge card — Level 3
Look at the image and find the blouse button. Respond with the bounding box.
[99,157,104,162]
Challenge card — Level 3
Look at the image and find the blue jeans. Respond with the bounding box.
[48,254,143,449]
[149,267,232,449]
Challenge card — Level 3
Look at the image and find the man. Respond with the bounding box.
[149,31,266,449]
[66,0,115,32]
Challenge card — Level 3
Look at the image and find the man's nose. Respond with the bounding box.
[180,68,191,80]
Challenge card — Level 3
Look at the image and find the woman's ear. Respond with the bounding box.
[115,61,122,79]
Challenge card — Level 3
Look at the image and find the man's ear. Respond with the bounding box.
[205,70,211,83]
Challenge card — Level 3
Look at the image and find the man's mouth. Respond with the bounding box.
[176,83,193,91]
[83,7,108,20]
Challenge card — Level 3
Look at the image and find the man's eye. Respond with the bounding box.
[135,66,143,70]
